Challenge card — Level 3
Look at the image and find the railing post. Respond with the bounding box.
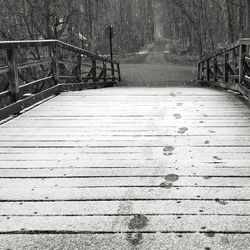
[117,63,121,82]
[213,56,218,82]
[76,53,82,82]
[198,63,201,81]
[7,48,19,102]
[206,59,210,81]
[92,59,97,83]
[111,61,115,82]
[103,61,107,84]
[224,51,229,83]
[239,44,247,85]
[201,61,204,82]
[51,42,59,84]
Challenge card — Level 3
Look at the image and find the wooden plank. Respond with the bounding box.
[0,86,249,248]
[0,167,249,178]
[59,82,113,92]
[0,200,249,215]
[0,85,60,121]
[7,48,19,101]
[1,145,250,153]
[0,187,249,201]
[1,127,250,136]
[0,177,249,188]
[0,160,249,169]
[0,215,250,232]
[1,150,250,160]
[0,234,249,250]
[0,139,250,147]
[19,77,53,94]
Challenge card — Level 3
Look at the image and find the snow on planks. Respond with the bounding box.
[0,87,250,250]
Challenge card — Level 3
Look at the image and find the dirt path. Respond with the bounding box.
[121,43,197,87]
[145,51,166,64]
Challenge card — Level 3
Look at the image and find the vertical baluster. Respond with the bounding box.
[103,61,107,84]
[111,61,115,83]
[7,48,19,102]
[213,56,218,82]
[207,59,210,81]
[198,63,201,81]
[239,44,247,85]
[224,51,229,83]
[76,53,82,82]
[117,63,121,82]
[201,61,205,82]
[92,59,97,83]
[51,42,59,84]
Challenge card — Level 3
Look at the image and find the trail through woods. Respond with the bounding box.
[121,41,197,87]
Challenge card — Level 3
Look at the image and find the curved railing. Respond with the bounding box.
[0,40,121,120]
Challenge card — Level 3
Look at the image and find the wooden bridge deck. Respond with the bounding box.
[0,87,250,249]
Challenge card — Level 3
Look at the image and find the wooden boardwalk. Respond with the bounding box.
[0,87,250,249]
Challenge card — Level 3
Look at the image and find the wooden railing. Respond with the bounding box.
[198,38,250,100]
[0,40,121,121]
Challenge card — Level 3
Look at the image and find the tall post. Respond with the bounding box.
[7,48,19,102]
[198,63,201,81]
[92,59,97,83]
[109,25,114,62]
[239,44,247,85]
[206,59,210,82]
[117,63,121,82]
[213,56,218,82]
[109,25,115,82]
[103,61,107,84]
[51,42,59,85]
[76,53,82,82]
[224,51,229,84]
[201,62,205,82]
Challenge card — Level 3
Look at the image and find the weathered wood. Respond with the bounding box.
[213,57,217,81]
[0,200,249,215]
[197,63,201,80]
[0,39,120,121]
[201,62,205,81]
[92,59,97,83]
[0,186,249,200]
[103,62,107,84]
[76,53,82,82]
[0,86,60,121]
[7,48,19,102]
[51,43,59,84]
[1,87,249,248]
[117,63,121,82]
[0,215,250,232]
[19,77,53,95]
[223,51,229,84]
[239,45,247,84]
[198,39,250,101]
[111,62,115,82]
[1,234,249,250]
[206,60,210,81]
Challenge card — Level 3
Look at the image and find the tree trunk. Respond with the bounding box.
[225,0,235,43]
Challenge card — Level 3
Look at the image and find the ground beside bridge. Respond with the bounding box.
[0,87,250,250]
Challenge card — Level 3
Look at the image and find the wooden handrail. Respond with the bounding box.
[198,38,250,101]
[0,39,121,121]
[0,40,118,64]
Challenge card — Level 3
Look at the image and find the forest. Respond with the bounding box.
[0,0,250,59]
